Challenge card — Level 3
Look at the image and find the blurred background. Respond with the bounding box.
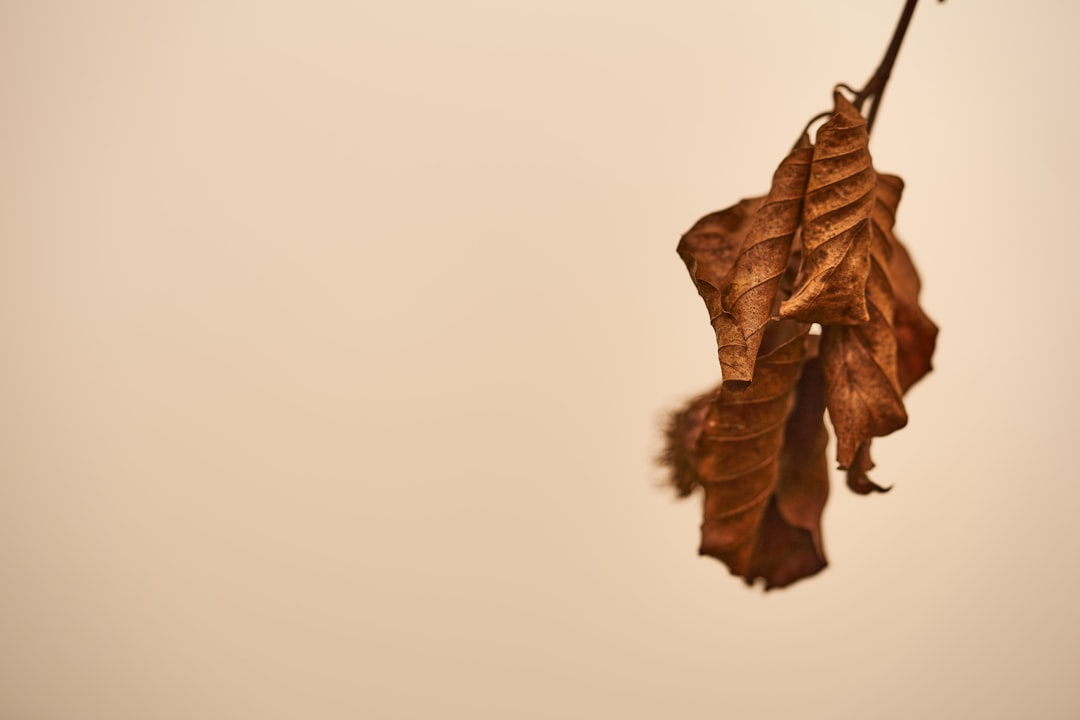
[2,1,1078,718]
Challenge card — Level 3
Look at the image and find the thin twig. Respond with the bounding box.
[854,0,943,134]
[795,0,940,146]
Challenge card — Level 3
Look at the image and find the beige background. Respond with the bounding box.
[2,1,1079,718]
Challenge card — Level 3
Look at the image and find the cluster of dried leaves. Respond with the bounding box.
[663,92,937,590]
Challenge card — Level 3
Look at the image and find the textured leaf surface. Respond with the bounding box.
[821,173,908,476]
[677,198,763,340]
[663,324,828,588]
[781,93,876,325]
[714,136,814,389]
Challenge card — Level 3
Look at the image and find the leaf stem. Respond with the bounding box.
[853,0,942,134]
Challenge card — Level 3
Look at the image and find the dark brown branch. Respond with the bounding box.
[853,0,943,134]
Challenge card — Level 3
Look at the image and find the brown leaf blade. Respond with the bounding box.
[847,443,888,495]
[745,352,830,588]
[780,93,876,325]
[713,137,814,389]
[666,83,939,586]
[663,323,829,589]
[890,232,939,393]
[840,177,937,494]
[676,198,763,337]
[820,173,908,486]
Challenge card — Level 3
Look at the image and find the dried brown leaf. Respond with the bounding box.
[663,323,829,588]
[676,198,763,336]
[838,177,936,493]
[820,172,908,475]
[745,352,830,587]
[661,390,712,498]
[780,93,876,325]
[713,137,814,389]
[847,443,889,495]
[889,232,938,393]
[664,5,942,589]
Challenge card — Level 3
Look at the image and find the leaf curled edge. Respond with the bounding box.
[747,351,830,588]
[676,199,762,340]
[780,92,876,326]
[821,172,908,473]
[663,323,828,589]
[889,230,939,393]
[714,136,814,389]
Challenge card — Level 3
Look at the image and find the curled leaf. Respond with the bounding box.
[820,173,908,472]
[780,93,876,325]
[664,323,829,588]
[746,351,830,587]
[713,136,814,389]
[665,79,938,588]
[661,390,712,498]
[677,198,763,337]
